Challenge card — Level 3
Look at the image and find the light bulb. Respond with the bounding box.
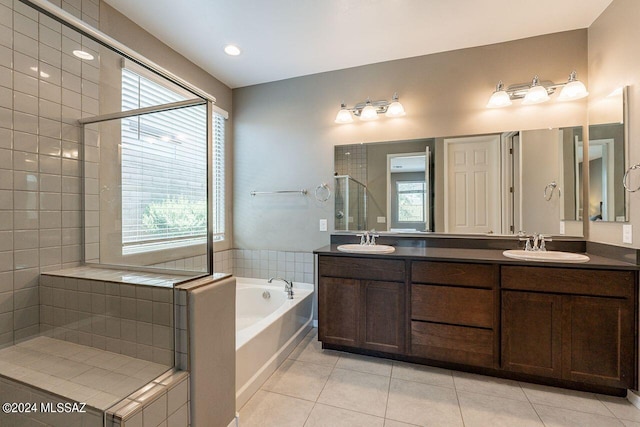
[558,71,588,101]
[360,100,379,121]
[334,104,353,124]
[486,81,512,108]
[386,101,406,117]
[522,76,550,105]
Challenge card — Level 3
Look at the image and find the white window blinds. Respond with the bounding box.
[212,111,226,241]
[121,68,211,253]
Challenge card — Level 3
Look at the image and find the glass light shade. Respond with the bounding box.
[486,90,512,108]
[522,85,550,105]
[334,108,353,124]
[558,80,589,101]
[385,101,406,117]
[360,104,379,121]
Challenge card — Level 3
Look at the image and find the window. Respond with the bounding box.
[121,67,226,253]
[397,181,426,222]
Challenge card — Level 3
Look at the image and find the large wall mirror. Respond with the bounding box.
[584,86,628,222]
[334,127,585,237]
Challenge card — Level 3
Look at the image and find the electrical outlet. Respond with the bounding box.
[377,216,386,223]
[319,219,327,232]
[623,224,633,244]
[559,221,565,235]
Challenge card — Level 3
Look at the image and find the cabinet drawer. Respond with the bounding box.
[319,255,405,282]
[502,266,635,298]
[411,321,494,368]
[412,261,496,288]
[412,284,493,328]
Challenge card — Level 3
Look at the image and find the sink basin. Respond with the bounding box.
[503,249,590,263]
[337,244,396,254]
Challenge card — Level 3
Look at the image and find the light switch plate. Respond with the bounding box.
[377,216,386,223]
[623,224,633,244]
[319,219,327,232]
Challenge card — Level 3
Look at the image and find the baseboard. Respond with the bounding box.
[627,390,640,410]
[227,413,239,427]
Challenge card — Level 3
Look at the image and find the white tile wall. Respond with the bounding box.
[229,249,314,284]
[0,0,100,347]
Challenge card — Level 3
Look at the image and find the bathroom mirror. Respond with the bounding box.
[334,126,584,237]
[584,86,628,222]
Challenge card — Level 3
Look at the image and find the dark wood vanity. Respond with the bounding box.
[316,242,638,395]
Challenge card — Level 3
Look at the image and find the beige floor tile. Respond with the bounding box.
[392,361,454,388]
[520,382,611,416]
[262,359,333,402]
[384,420,421,427]
[288,333,341,368]
[239,390,314,427]
[598,395,640,422]
[304,403,385,427]
[453,371,528,401]
[317,368,390,417]
[335,352,393,377]
[621,420,640,427]
[457,390,543,427]
[386,378,463,427]
[534,403,624,427]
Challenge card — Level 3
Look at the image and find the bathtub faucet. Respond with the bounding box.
[268,277,294,299]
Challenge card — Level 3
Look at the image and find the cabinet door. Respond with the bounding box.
[502,291,563,378]
[360,281,406,354]
[563,296,634,388]
[318,277,359,346]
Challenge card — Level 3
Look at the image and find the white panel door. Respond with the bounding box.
[444,135,500,234]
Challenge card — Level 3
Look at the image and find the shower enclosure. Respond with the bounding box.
[0,0,217,425]
[334,175,367,231]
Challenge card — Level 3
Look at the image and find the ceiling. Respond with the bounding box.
[104,0,613,89]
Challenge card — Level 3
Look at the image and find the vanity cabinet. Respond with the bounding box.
[502,266,636,389]
[318,256,406,354]
[410,261,499,368]
[317,251,637,393]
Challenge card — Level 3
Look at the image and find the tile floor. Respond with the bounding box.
[239,328,640,427]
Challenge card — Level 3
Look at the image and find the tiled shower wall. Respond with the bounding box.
[39,274,174,365]
[0,0,100,347]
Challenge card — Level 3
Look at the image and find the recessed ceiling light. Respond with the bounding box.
[224,44,241,56]
[73,50,94,60]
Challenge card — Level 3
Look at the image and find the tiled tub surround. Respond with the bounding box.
[229,249,314,284]
[39,271,177,366]
[0,0,103,346]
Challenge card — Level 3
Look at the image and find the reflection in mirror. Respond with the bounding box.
[334,129,584,237]
[585,86,627,222]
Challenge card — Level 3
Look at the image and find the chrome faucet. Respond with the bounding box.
[356,230,380,246]
[268,277,294,299]
[519,232,552,251]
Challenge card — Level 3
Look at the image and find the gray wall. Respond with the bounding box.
[233,30,587,251]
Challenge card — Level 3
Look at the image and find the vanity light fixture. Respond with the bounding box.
[487,71,588,108]
[334,92,405,124]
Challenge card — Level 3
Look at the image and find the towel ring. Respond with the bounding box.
[623,164,640,192]
[315,183,331,202]
[543,181,561,201]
